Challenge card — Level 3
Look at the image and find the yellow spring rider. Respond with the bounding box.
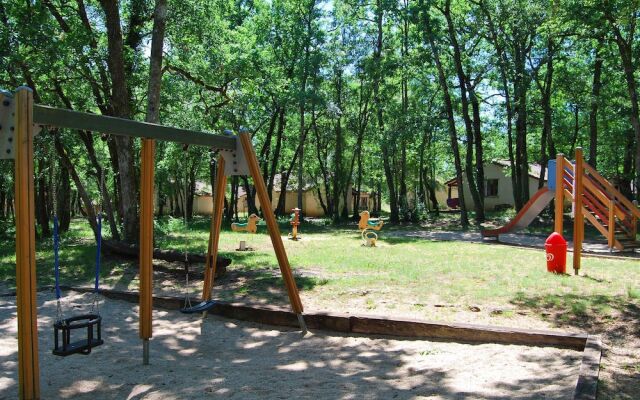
[358,210,383,247]
[231,213,261,250]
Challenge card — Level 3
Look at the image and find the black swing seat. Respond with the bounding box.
[180,300,217,314]
[52,314,104,356]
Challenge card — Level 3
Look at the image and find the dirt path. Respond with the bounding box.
[387,230,639,257]
[0,292,583,399]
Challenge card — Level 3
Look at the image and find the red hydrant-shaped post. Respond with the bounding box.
[545,232,567,274]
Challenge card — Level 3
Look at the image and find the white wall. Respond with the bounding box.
[459,163,543,211]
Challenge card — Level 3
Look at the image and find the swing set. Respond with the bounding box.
[2,87,306,400]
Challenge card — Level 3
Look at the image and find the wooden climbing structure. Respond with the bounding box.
[554,148,640,273]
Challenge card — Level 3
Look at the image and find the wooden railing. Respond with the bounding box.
[584,163,640,219]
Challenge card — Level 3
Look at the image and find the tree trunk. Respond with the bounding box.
[373,0,399,223]
[56,163,72,232]
[536,39,554,189]
[297,1,314,214]
[479,2,517,213]
[611,33,640,200]
[420,0,469,227]
[470,86,485,215]
[443,1,484,222]
[588,38,603,168]
[145,0,167,124]
[513,45,530,209]
[99,0,139,242]
[54,132,99,236]
[333,67,345,221]
[36,157,51,237]
[268,108,286,200]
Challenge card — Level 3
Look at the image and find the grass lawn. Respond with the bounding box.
[0,215,638,398]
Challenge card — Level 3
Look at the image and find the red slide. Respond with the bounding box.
[481,187,555,237]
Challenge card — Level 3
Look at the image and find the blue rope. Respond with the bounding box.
[94,213,102,293]
[54,216,61,300]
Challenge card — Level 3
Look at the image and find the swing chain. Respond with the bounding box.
[91,171,104,316]
[52,157,64,322]
[182,150,194,309]
[52,161,58,217]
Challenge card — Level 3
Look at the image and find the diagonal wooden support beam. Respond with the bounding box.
[202,156,227,302]
[239,132,305,325]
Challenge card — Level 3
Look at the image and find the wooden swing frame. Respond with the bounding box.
[3,87,305,399]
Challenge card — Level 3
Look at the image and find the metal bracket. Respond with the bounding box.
[0,90,15,160]
[219,133,249,176]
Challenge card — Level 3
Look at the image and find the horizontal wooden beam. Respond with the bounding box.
[33,105,236,149]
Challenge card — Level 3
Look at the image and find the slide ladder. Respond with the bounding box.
[558,155,639,252]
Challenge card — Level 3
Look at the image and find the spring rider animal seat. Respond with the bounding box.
[232,213,261,251]
[358,210,383,247]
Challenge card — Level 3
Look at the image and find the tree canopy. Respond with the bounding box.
[0,0,638,237]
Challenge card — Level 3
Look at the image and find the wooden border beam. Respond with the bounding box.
[33,105,235,150]
[13,87,40,399]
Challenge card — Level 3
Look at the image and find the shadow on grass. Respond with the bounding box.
[511,292,640,340]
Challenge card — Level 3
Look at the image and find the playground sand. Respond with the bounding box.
[0,292,582,399]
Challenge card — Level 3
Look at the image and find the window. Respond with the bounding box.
[485,179,499,197]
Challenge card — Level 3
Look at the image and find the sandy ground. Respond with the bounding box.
[0,291,583,399]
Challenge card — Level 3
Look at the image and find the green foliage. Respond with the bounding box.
[0,0,638,229]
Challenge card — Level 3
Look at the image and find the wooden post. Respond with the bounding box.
[139,138,155,364]
[607,199,615,250]
[201,156,226,301]
[239,133,304,315]
[13,87,40,399]
[573,148,584,275]
[554,153,564,234]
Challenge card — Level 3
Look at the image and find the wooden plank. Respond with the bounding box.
[584,177,626,221]
[239,132,304,315]
[584,162,640,219]
[33,104,236,150]
[573,336,602,400]
[573,148,584,274]
[582,188,610,223]
[582,206,608,239]
[14,88,40,399]
[608,200,616,249]
[564,188,574,201]
[201,156,227,301]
